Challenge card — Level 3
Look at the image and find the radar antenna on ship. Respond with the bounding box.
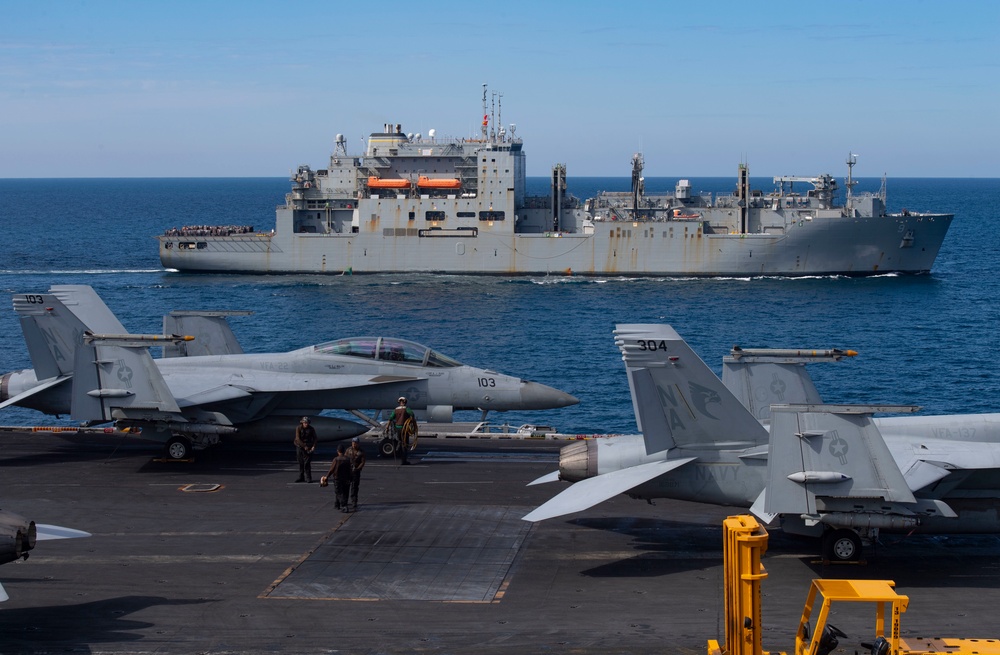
[334,134,348,158]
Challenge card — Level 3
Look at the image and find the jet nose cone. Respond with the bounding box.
[520,381,579,409]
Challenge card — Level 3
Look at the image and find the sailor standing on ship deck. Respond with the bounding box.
[294,417,317,483]
[389,397,416,465]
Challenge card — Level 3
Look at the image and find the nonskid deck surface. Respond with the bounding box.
[267,504,531,602]
[2,433,999,654]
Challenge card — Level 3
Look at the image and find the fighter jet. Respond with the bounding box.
[0,286,578,459]
[1,507,89,601]
[524,323,1000,562]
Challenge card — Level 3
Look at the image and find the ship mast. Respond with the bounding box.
[845,152,858,209]
[631,153,644,219]
[497,92,503,141]
[481,83,489,140]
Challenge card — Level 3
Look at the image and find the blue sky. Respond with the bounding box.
[2,0,997,177]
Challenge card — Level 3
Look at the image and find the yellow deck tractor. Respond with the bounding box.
[707,515,1000,655]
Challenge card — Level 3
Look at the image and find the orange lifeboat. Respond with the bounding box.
[367,176,411,189]
[417,175,462,189]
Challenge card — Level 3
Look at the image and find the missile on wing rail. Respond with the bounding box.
[727,346,858,362]
[83,331,195,346]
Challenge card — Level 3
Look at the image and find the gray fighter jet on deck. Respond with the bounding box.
[525,324,1000,562]
[0,286,577,459]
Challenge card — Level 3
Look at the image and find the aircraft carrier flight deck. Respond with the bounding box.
[3,432,1000,654]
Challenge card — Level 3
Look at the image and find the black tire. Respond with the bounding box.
[823,529,862,562]
[378,438,397,458]
[165,436,192,460]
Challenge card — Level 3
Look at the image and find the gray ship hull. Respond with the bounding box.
[160,211,952,276]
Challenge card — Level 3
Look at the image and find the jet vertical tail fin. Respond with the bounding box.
[162,310,251,357]
[722,348,857,422]
[615,324,768,455]
[13,286,126,379]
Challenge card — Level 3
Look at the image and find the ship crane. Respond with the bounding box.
[773,173,836,198]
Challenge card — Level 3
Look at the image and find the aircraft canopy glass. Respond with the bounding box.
[314,337,462,368]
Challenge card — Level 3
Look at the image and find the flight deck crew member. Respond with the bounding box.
[347,436,366,510]
[322,444,353,512]
[389,397,416,465]
[294,416,318,483]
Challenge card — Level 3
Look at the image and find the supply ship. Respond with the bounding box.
[158,92,953,277]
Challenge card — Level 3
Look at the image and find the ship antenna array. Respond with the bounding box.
[482,83,489,140]
[479,84,506,142]
[497,92,503,141]
[491,92,496,141]
[845,152,858,204]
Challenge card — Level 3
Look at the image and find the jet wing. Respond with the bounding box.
[522,457,696,522]
[764,404,919,517]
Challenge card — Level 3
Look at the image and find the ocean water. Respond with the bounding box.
[1,175,998,435]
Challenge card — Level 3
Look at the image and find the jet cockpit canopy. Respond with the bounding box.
[314,337,463,368]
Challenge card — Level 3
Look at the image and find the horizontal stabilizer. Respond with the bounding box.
[522,457,695,522]
[528,471,560,486]
[35,524,91,540]
[0,375,69,410]
[749,489,777,525]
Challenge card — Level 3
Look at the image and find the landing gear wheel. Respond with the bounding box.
[823,529,862,562]
[378,438,397,458]
[165,436,193,460]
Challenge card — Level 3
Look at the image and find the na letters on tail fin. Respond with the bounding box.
[615,324,768,456]
[13,286,126,379]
